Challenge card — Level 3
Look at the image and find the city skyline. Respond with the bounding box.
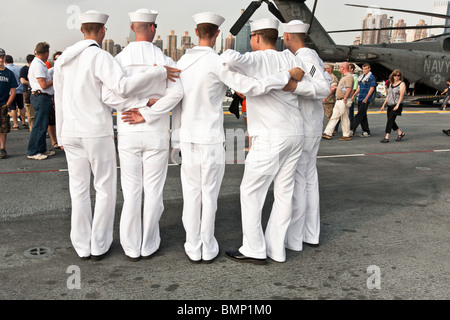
[1,0,437,62]
[101,11,435,62]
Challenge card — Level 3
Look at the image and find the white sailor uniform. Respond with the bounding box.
[54,34,167,258]
[104,40,183,259]
[173,42,292,262]
[286,46,329,250]
[221,46,318,262]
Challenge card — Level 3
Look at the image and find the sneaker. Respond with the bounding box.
[359,132,371,137]
[27,153,48,160]
[0,149,8,159]
[349,131,354,137]
[43,150,55,156]
[322,133,332,140]
[339,136,351,141]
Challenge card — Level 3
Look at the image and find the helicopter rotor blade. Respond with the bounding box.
[327,25,450,34]
[307,0,318,34]
[265,0,286,23]
[230,1,262,36]
[345,4,450,20]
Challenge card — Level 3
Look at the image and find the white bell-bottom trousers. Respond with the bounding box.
[63,136,117,258]
[180,142,225,261]
[117,132,169,258]
[286,136,321,251]
[239,135,303,262]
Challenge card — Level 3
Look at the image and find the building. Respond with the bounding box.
[154,35,163,51]
[215,32,223,54]
[224,34,235,50]
[181,31,191,48]
[276,37,285,51]
[361,13,392,44]
[235,10,252,53]
[167,30,178,61]
[102,39,115,55]
[113,44,122,56]
[431,1,450,36]
[179,31,195,59]
[414,20,429,41]
[391,20,407,43]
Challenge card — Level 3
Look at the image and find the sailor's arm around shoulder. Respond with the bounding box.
[94,50,176,98]
[220,49,262,74]
[290,65,330,99]
[217,58,294,97]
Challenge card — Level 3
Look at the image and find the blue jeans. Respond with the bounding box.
[28,94,51,156]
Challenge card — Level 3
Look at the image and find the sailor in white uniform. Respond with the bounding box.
[282,20,330,251]
[101,9,183,261]
[222,18,317,264]
[172,13,303,264]
[53,10,177,260]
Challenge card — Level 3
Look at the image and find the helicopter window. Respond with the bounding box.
[443,38,450,52]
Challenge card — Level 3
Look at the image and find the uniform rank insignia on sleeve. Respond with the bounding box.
[309,65,316,77]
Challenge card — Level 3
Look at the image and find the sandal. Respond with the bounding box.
[396,132,405,142]
[380,138,389,143]
[52,143,60,149]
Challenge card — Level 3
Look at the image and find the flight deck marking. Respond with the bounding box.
[2,150,450,175]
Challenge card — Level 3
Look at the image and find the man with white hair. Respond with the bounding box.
[282,20,330,251]
[53,10,179,261]
[222,18,318,264]
[102,8,183,262]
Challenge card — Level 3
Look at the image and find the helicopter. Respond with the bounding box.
[229,0,450,103]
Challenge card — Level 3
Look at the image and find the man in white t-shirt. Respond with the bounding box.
[27,42,55,160]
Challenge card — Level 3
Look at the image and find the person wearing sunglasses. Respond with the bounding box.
[380,70,406,143]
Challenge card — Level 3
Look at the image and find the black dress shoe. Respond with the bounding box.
[126,255,141,262]
[141,249,160,260]
[442,129,450,136]
[202,251,220,264]
[225,250,267,265]
[303,242,319,247]
[91,248,111,261]
[185,252,201,264]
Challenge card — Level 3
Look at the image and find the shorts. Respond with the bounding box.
[0,104,11,134]
[9,94,24,110]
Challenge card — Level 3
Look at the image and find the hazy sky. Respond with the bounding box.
[0,0,437,61]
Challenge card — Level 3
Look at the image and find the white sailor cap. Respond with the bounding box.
[250,18,279,32]
[128,8,158,23]
[192,12,225,27]
[283,20,310,33]
[79,10,109,24]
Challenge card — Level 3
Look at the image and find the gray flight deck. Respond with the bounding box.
[0,97,449,302]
